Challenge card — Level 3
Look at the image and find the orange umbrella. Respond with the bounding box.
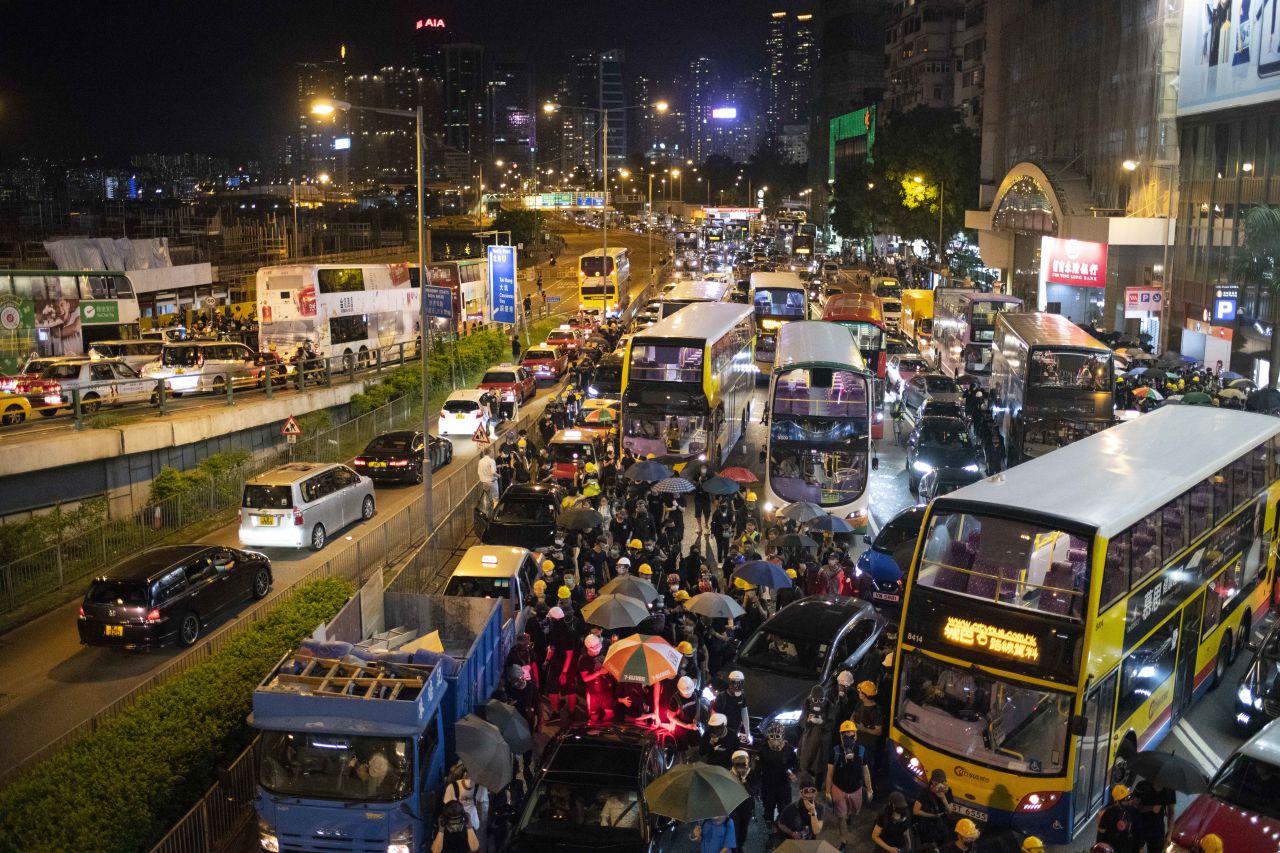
[603,633,682,685]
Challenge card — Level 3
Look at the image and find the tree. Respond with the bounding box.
[490,208,543,249]
[828,158,895,249]
[1234,206,1280,385]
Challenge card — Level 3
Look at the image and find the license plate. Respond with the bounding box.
[953,803,986,821]
[455,414,465,419]
[175,368,185,374]
[257,515,277,526]
[872,591,901,602]
[104,625,123,637]
[368,461,387,468]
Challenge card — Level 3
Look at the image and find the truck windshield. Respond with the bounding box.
[896,651,1070,776]
[259,731,412,802]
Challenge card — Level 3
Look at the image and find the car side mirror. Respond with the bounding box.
[1070,714,1088,737]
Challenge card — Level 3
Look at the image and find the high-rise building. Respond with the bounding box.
[342,66,438,185]
[953,0,986,128]
[600,50,627,175]
[688,57,719,161]
[488,54,536,174]
[788,13,818,125]
[295,48,347,180]
[765,10,819,145]
[883,0,961,114]
[765,11,789,137]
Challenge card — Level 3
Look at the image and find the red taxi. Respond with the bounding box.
[520,344,569,382]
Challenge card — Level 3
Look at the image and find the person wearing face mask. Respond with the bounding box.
[796,683,832,779]
[713,670,751,742]
[854,679,887,786]
[727,750,755,851]
[776,772,825,842]
[756,723,797,827]
[825,720,872,841]
[701,712,735,768]
[578,634,615,723]
[665,675,702,752]
[914,768,956,846]
[663,572,684,608]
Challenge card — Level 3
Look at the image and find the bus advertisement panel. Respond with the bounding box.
[0,271,142,375]
[889,406,1280,843]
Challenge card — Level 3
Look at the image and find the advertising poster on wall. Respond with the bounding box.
[1180,0,1280,115]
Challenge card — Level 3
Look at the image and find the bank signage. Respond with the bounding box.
[1041,237,1108,288]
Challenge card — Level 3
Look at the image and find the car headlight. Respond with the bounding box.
[773,709,803,725]
[387,826,413,853]
[258,819,280,853]
[1240,685,1253,706]
[912,460,934,473]
[963,463,982,473]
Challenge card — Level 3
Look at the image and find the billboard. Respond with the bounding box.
[1179,0,1280,116]
[487,244,517,324]
[711,106,738,120]
[1039,237,1108,288]
[1124,286,1164,318]
[828,105,876,181]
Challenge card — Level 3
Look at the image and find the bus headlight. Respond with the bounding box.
[1015,791,1061,813]
[893,743,927,782]
[846,509,869,529]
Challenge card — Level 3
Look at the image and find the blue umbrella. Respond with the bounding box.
[732,560,794,589]
[805,514,854,533]
[701,475,740,496]
[1124,367,1152,379]
[625,460,673,482]
[1221,370,1244,381]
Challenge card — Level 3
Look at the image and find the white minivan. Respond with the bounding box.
[239,463,375,551]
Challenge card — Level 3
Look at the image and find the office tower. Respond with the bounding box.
[295,47,347,180]
[488,54,536,174]
[689,57,719,162]
[600,49,627,175]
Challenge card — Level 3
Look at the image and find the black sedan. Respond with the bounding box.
[476,483,564,549]
[352,430,452,484]
[905,415,985,494]
[1236,619,1280,734]
[712,595,885,737]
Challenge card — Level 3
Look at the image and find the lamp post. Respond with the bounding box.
[647,172,656,273]
[913,174,946,267]
[313,97,433,528]
[1123,158,1177,350]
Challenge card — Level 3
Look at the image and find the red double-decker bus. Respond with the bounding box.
[823,292,887,439]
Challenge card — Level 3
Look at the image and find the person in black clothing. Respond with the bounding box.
[776,772,825,842]
[728,750,755,851]
[826,721,872,840]
[631,502,655,544]
[871,791,913,853]
[544,607,579,722]
[757,724,797,826]
[693,481,713,535]
[701,712,736,768]
[680,543,704,588]
[712,670,750,741]
[853,679,887,786]
[1096,784,1137,853]
[1131,779,1174,853]
[913,768,956,846]
[504,634,541,731]
[712,501,735,563]
[511,335,521,361]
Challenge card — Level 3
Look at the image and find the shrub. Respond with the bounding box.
[0,577,355,853]
[0,498,110,563]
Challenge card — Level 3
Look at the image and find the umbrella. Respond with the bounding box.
[678,459,710,480]
[1248,387,1280,412]
[1126,351,1157,362]
[599,573,662,604]
[1218,388,1247,400]
[559,507,605,531]
[644,763,750,822]
[604,633,683,684]
[718,467,759,484]
[454,715,514,792]
[625,460,673,482]
[581,593,652,629]
[774,843,842,853]
[1183,390,1214,406]
[684,591,746,619]
[482,698,533,754]
[701,475,740,496]
[583,407,616,424]
[805,514,854,533]
[1128,750,1208,794]
[1228,377,1256,390]
[1132,386,1163,401]
[731,560,793,589]
[777,501,826,523]
[1220,370,1245,381]
[1124,367,1153,379]
[776,532,820,549]
[652,477,696,494]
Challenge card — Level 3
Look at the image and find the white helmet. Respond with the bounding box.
[677,676,696,698]
[728,670,745,683]
[548,606,565,620]
[708,712,728,727]
[837,670,854,687]
[585,635,603,654]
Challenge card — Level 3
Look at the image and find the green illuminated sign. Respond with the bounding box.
[829,105,876,181]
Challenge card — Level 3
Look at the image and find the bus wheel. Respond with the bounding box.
[1210,632,1232,690]
[1234,610,1252,664]
[357,346,370,369]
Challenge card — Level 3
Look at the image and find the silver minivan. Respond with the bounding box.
[142,341,257,395]
[87,340,166,373]
[238,463,375,551]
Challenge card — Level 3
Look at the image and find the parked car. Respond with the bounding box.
[522,344,569,382]
[353,430,452,484]
[588,353,625,399]
[438,389,491,437]
[0,355,80,394]
[546,429,604,485]
[142,341,258,395]
[916,398,966,422]
[713,595,885,737]
[899,372,962,413]
[28,357,158,413]
[544,326,586,352]
[478,364,536,403]
[475,483,564,549]
[1235,620,1280,734]
[86,339,166,373]
[887,354,932,394]
[905,415,984,493]
[855,505,927,617]
[1167,718,1280,853]
[238,462,375,551]
[509,724,676,853]
[77,544,272,648]
[0,391,34,425]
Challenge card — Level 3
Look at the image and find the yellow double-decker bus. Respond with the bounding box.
[578,246,631,316]
[888,406,1280,843]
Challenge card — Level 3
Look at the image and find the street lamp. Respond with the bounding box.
[913,174,946,266]
[312,96,434,529]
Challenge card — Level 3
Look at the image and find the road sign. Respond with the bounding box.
[472,425,491,445]
[282,415,302,437]
[203,296,218,308]
[423,285,454,320]
[488,244,517,324]
[546,294,561,304]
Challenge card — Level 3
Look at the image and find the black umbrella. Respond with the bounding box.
[1128,750,1208,794]
[776,532,819,549]
[482,698,533,754]
[454,715,514,792]
[1248,387,1280,413]
[559,507,604,531]
[701,476,740,496]
[625,460,673,482]
[678,459,710,480]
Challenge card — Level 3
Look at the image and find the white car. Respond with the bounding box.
[32,357,158,413]
[438,389,491,436]
[239,462,375,551]
[141,341,258,394]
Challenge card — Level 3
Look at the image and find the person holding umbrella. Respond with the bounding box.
[1132,777,1175,853]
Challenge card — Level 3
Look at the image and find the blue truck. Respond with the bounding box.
[251,582,503,853]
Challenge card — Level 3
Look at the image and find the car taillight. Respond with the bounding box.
[146,608,162,623]
[353,458,366,466]
[293,509,304,526]
[78,605,85,619]
[197,353,205,367]
[0,378,13,392]
[1016,792,1061,813]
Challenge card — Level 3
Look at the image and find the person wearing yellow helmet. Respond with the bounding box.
[853,679,886,787]
[948,816,982,851]
[827,717,873,835]
[1021,837,1045,853]
[1196,833,1224,853]
[1097,782,1137,853]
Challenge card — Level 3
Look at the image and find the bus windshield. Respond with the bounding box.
[1029,350,1112,392]
[769,368,869,506]
[580,257,615,277]
[754,288,806,319]
[624,413,707,458]
[970,300,1021,342]
[896,651,1071,775]
[258,731,413,802]
[629,341,703,383]
[915,510,1087,618]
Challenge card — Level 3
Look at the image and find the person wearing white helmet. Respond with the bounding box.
[713,670,751,742]
[544,605,578,723]
[701,712,735,768]
[578,634,615,723]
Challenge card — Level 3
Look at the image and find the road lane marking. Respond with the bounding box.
[1172,720,1220,776]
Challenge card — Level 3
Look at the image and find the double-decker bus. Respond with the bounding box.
[990,312,1114,465]
[256,263,421,366]
[792,223,817,259]
[934,289,1024,385]
[764,321,874,532]
[823,292,888,439]
[888,406,1280,843]
[0,270,142,375]
[578,247,631,316]
[660,279,729,319]
[621,302,754,465]
[749,271,809,373]
[675,230,699,254]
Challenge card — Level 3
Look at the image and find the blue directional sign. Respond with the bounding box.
[488,244,517,325]
[423,285,454,320]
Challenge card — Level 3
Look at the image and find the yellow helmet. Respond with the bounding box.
[954,818,980,840]
[628,538,643,549]
[1111,784,1130,802]
[785,568,798,579]
[1021,837,1044,853]
[533,579,547,594]
[733,576,756,590]
[676,640,694,655]
[518,438,527,448]
[745,490,758,501]
[674,589,691,602]
[638,563,653,575]
[1199,834,1223,853]
[557,586,571,599]
[584,462,598,473]
[542,559,555,571]
[857,680,878,697]
[838,720,856,734]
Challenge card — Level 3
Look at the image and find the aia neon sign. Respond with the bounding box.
[415,17,446,29]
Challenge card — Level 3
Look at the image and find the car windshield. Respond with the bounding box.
[736,629,827,677]
[768,445,867,507]
[1209,754,1280,821]
[896,651,1070,775]
[526,350,555,361]
[900,359,929,372]
[20,358,60,374]
[922,402,964,419]
[924,376,957,393]
[882,300,901,313]
[162,346,200,366]
[443,399,480,413]
[494,497,557,524]
[445,575,512,598]
[86,580,147,606]
[483,371,517,385]
[918,421,972,447]
[1028,349,1112,391]
[518,779,643,838]
[259,731,412,803]
[366,435,414,453]
[243,485,294,510]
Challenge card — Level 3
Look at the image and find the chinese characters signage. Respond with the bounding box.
[1124,287,1164,319]
[487,245,517,325]
[1041,237,1108,288]
[943,617,1041,663]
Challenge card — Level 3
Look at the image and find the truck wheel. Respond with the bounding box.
[178,612,201,646]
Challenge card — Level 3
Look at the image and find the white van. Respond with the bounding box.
[239,462,375,551]
[87,340,165,373]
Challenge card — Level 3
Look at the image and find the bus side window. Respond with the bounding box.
[1101,534,1130,608]
[1161,496,1186,563]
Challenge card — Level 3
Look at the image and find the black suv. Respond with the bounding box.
[508,725,674,853]
[78,544,272,649]
[477,483,564,550]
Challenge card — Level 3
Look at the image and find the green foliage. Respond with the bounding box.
[0,498,109,565]
[297,410,333,435]
[490,208,544,248]
[147,450,252,506]
[0,577,354,853]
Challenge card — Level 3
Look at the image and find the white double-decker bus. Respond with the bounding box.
[763,321,874,532]
[256,263,422,366]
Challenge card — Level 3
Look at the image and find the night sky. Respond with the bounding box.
[0,0,810,161]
